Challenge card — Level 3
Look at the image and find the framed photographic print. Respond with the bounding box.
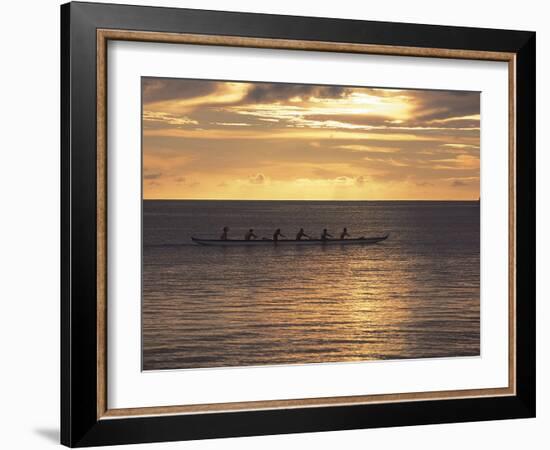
[61,2,536,447]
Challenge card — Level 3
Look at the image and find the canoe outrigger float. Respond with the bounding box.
[191,234,389,247]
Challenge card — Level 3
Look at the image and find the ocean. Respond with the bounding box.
[142,200,480,370]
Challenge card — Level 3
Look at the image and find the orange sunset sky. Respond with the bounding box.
[142,77,480,200]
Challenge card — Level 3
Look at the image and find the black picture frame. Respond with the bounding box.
[61,1,535,447]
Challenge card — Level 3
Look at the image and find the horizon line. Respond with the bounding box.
[143,198,480,202]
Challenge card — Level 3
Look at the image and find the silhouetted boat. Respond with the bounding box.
[191,235,389,246]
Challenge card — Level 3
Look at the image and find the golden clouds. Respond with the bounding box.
[143,126,440,142]
[142,78,480,200]
[143,111,198,126]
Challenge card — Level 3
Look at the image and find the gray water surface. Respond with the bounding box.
[142,200,480,370]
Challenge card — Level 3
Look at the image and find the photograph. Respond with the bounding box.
[141,77,481,371]
[56,1,536,446]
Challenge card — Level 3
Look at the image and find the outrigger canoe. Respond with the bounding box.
[191,234,389,247]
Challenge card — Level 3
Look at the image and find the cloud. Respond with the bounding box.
[311,167,350,178]
[249,173,266,184]
[355,175,367,186]
[416,181,435,187]
[308,114,396,127]
[142,78,218,104]
[243,83,349,103]
[143,79,479,147]
[175,176,186,184]
[213,122,251,127]
[339,144,397,154]
[144,172,162,180]
[451,179,468,187]
[335,176,350,183]
[143,111,198,126]
[431,154,479,170]
[293,175,368,188]
[442,143,478,148]
[413,90,480,122]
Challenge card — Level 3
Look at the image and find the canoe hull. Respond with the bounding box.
[191,235,388,247]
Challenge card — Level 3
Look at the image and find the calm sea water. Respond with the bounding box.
[142,200,480,370]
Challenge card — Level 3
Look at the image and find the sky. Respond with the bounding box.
[142,77,480,200]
